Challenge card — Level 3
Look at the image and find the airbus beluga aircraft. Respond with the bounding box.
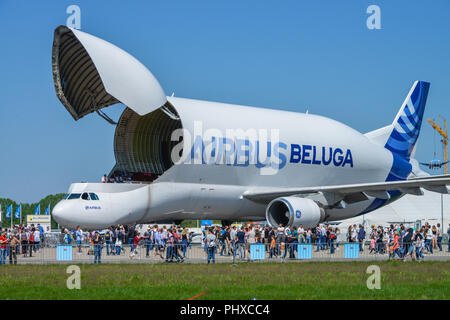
[51,26,450,230]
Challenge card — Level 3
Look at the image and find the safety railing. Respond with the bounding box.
[0,241,448,265]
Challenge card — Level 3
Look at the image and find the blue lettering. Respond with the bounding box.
[333,148,344,166]
[290,144,301,163]
[312,146,321,165]
[273,142,287,170]
[255,141,272,168]
[342,149,354,167]
[322,147,332,165]
[301,145,312,164]
[234,139,250,167]
[223,137,235,165]
[190,135,205,164]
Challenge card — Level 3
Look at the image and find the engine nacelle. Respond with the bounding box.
[265,197,325,228]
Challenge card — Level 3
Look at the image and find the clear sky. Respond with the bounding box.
[1,0,449,203]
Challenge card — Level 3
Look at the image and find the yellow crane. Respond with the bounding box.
[428,116,448,174]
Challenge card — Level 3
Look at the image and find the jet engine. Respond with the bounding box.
[265,197,325,228]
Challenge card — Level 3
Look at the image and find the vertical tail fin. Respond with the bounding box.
[384,80,430,159]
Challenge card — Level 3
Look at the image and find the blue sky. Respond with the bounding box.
[1,0,449,203]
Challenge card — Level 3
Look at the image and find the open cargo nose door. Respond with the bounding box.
[52,25,167,120]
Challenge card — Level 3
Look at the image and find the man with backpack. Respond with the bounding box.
[104,227,114,255]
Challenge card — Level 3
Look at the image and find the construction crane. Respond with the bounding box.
[428,116,448,174]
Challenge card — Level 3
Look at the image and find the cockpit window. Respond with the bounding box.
[89,193,99,200]
[63,194,70,200]
[67,193,81,200]
[81,192,90,200]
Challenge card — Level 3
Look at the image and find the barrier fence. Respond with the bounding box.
[1,240,449,264]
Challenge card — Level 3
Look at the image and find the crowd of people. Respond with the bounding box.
[0,224,45,264]
[359,222,448,261]
[1,221,449,265]
[61,224,194,264]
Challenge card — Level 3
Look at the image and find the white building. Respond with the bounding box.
[339,190,450,232]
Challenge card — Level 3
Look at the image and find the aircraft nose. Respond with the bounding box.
[52,201,73,227]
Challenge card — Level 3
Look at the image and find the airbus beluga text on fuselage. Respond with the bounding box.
[51,26,450,230]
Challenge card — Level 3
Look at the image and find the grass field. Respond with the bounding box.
[0,262,449,300]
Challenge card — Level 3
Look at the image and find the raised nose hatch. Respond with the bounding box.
[52,25,167,120]
[52,26,184,181]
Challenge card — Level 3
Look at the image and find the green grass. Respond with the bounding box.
[0,262,449,300]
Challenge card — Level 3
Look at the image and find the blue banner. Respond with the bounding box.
[44,205,50,215]
[6,204,12,218]
[14,205,21,219]
[34,204,40,215]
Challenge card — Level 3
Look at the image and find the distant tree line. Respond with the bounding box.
[0,193,66,229]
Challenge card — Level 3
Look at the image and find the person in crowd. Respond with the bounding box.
[414,229,424,261]
[165,229,180,263]
[424,227,433,254]
[114,225,124,255]
[234,227,245,259]
[93,231,103,264]
[101,174,108,183]
[0,231,7,265]
[291,226,298,258]
[206,229,217,264]
[143,227,152,258]
[229,226,237,256]
[436,223,442,252]
[36,224,45,246]
[75,226,84,254]
[247,226,256,259]
[104,227,114,255]
[180,228,189,258]
[129,232,141,257]
[8,233,20,265]
[27,228,34,257]
[33,227,41,252]
[305,228,312,244]
[432,225,438,250]
[329,227,336,254]
[63,229,72,244]
[447,224,450,252]
[172,226,182,261]
[127,225,136,252]
[269,235,276,259]
[358,225,366,252]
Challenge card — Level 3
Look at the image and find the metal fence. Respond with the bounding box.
[1,240,449,264]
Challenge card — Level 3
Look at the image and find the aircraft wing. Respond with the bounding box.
[243,175,450,204]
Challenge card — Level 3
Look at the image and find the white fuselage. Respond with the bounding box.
[53,97,402,230]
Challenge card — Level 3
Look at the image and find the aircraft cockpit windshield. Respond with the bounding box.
[65,193,99,200]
